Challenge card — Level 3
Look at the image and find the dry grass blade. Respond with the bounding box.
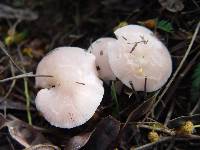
[0,4,38,20]
[0,72,53,83]
[0,41,24,73]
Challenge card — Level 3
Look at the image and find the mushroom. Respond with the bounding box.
[88,37,117,81]
[114,25,153,41]
[35,47,104,128]
[107,25,172,92]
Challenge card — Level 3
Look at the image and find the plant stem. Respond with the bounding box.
[24,77,32,125]
[111,81,119,116]
[194,125,200,128]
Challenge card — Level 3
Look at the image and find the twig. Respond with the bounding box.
[16,44,32,125]
[3,61,16,99]
[111,81,120,116]
[129,81,140,102]
[137,124,175,136]
[129,36,148,53]
[164,101,175,126]
[116,95,158,147]
[191,0,200,8]
[24,78,32,125]
[6,136,15,150]
[150,21,200,116]
[142,91,160,122]
[0,4,38,20]
[0,72,52,83]
[155,49,200,119]
[190,97,200,115]
[166,140,175,150]
[0,41,24,73]
[3,61,16,117]
[144,77,147,100]
[135,137,173,150]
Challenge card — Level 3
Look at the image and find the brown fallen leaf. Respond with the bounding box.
[0,97,35,111]
[0,113,7,129]
[125,96,155,122]
[64,131,94,150]
[24,144,60,150]
[0,113,51,148]
[64,116,120,150]
[159,0,184,12]
[6,119,50,148]
[85,116,121,150]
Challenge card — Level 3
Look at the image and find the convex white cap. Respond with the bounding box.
[108,25,172,92]
[88,38,117,81]
[35,47,104,128]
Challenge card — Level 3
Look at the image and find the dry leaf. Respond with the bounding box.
[64,131,94,150]
[0,113,7,129]
[126,96,155,122]
[0,114,50,148]
[24,144,60,150]
[85,116,121,150]
[6,119,50,148]
[159,0,184,12]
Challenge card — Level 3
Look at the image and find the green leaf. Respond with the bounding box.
[111,81,119,116]
[157,20,173,33]
[113,21,128,31]
[191,63,200,101]
[4,30,28,46]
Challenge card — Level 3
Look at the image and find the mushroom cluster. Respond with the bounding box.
[35,24,172,128]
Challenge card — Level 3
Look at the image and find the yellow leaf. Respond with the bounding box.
[113,21,128,31]
[23,47,33,58]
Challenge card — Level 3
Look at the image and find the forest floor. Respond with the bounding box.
[0,0,200,149]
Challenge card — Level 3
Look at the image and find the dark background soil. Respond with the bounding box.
[0,0,200,149]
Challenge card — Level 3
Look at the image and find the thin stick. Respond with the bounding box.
[16,43,33,125]
[129,81,140,102]
[0,41,24,73]
[137,124,175,136]
[23,78,32,125]
[144,77,147,100]
[3,61,16,117]
[155,49,200,119]
[152,21,200,113]
[190,97,200,115]
[135,137,173,150]
[111,81,120,116]
[3,61,16,99]
[0,73,53,83]
[6,136,15,150]
[164,101,175,126]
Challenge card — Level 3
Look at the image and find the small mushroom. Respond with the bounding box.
[107,25,172,92]
[35,47,104,128]
[88,38,117,81]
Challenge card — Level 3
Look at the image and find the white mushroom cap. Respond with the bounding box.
[107,25,172,92]
[88,38,117,81]
[35,47,104,128]
[114,25,153,41]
